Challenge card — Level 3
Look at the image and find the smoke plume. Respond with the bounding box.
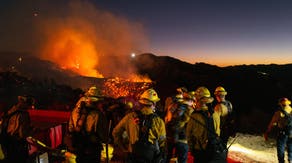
[0,0,149,78]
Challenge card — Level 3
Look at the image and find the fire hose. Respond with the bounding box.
[227,134,238,150]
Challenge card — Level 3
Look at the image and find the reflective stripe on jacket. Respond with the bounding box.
[112,107,166,152]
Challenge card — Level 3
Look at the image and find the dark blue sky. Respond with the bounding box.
[94,0,292,66]
[1,0,292,66]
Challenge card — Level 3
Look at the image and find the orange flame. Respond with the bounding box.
[37,0,150,82]
[41,28,103,78]
[102,77,152,98]
[126,74,152,83]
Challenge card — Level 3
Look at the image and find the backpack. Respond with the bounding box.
[219,101,236,139]
[0,110,25,142]
[279,109,292,137]
[166,104,187,142]
[191,110,227,161]
[132,111,159,162]
[0,110,29,160]
[66,102,104,154]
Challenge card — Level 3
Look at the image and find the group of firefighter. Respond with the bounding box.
[66,85,236,163]
[0,85,292,163]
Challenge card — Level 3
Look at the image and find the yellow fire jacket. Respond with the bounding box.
[186,106,219,151]
[5,105,32,139]
[112,107,166,153]
[267,105,292,132]
[213,101,231,136]
[68,102,106,144]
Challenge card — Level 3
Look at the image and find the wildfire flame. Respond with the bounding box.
[36,0,151,92]
[41,28,103,78]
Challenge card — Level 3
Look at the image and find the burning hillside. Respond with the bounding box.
[36,0,148,80]
[102,77,153,99]
[1,0,149,81]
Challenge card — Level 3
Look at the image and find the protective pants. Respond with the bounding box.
[167,141,188,163]
[277,132,292,163]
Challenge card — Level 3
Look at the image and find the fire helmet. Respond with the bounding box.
[139,88,160,105]
[126,101,134,109]
[86,86,102,97]
[195,86,214,104]
[279,97,291,106]
[174,94,184,103]
[214,86,227,96]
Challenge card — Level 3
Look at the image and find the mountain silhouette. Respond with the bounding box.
[132,53,292,134]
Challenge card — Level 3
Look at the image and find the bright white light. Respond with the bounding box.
[131,53,136,58]
[36,152,49,163]
[229,143,253,154]
[228,143,277,162]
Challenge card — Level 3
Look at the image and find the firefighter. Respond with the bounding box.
[0,95,34,162]
[67,86,106,163]
[165,91,195,163]
[164,87,187,124]
[73,86,104,110]
[213,86,236,147]
[186,86,226,163]
[264,97,292,163]
[108,97,134,162]
[112,88,166,163]
[68,86,105,133]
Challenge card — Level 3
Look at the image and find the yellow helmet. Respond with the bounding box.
[126,101,134,109]
[86,86,102,97]
[174,94,184,103]
[195,86,214,104]
[214,86,227,96]
[139,88,160,105]
[279,97,291,106]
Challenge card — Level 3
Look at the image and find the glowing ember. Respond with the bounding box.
[102,77,153,98]
[127,74,152,83]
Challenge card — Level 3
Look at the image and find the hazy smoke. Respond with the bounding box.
[0,0,149,78]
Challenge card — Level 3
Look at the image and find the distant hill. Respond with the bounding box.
[133,53,292,107]
[132,53,292,133]
[1,51,292,134]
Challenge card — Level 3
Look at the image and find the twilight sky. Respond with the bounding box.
[1,0,292,67]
